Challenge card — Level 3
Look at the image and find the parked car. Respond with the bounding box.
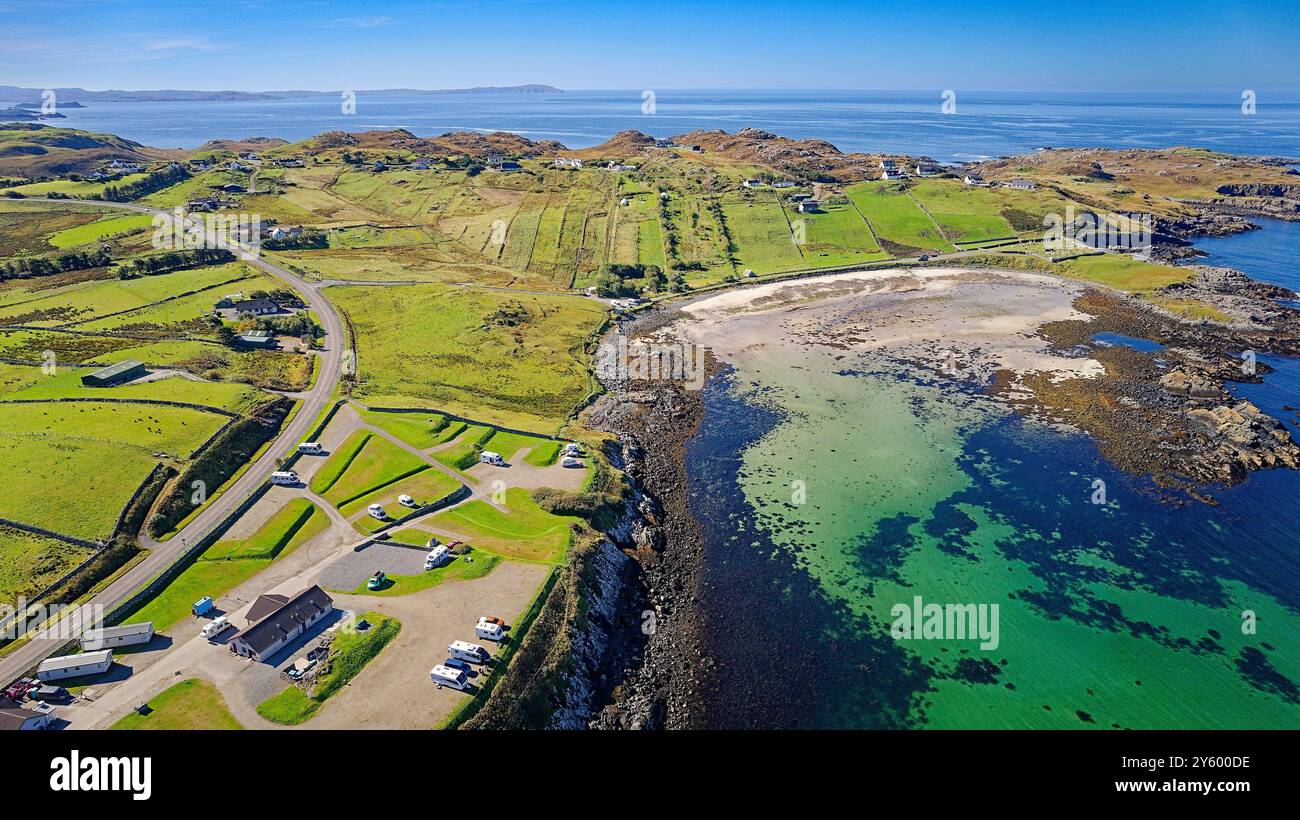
[367,571,387,590]
[480,616,505,626]
[398,494,416,508]
[443,657,472,673]
[367,503,387,520]
[426,536,440,548]
[30,685,70,702]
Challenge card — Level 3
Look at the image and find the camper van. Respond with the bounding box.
[475,618,504,642]
[201,616,231,640]
[563,442,583,457]
[271,471,300,486]
[366,503,387,520]
[560,456,583,468]
[479,451,505,466]
[425,545,449,570]
[448,640,490,664]
[430,664,469,690]
[297,442,324,455]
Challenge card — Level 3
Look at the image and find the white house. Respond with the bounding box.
[963,173,986,186]
[228,586,333,663]
[80,622,154,651]
[0,698,56,731]
[742,179,763,188]
[772,180,797,189]
[915,162,940,176]
[1005,179,1037,190]
[796,199,821,213]
[881,168,908,180]
[36,650,114,682]
[553,157,583,169]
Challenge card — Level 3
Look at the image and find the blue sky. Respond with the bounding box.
[2,0,1297,92]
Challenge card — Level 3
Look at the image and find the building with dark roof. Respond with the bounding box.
[0,698,56,731]
[229,586,333,663]
[81,360,146,387]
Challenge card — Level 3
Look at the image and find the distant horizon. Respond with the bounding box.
[8,86,1300,97]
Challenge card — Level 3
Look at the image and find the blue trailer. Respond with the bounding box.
[192,596,214,617]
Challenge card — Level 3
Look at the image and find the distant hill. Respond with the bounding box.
[0,123,171,178]
[0,84,563,104]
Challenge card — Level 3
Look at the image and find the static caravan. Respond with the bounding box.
[475,618,504,642]
[430,665,469,690]
[271,471,300,486]
[80,622,154,651]
[448,640,490,664]
[36,650,113,682]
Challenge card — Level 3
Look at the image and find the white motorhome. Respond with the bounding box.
[271,471,300,486]
[201,615,231,640]
[563,442,583,457]
[430,664,469,690]
[560,456,583,468]
[448,640,490,664]
[297,442,324,455]
[425,545,449,570]
[475,618,504,642]
[479,451,505,466]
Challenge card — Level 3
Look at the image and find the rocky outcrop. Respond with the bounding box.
[1184,401,1300,482]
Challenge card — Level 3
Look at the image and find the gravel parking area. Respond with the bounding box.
[318,541,428,590]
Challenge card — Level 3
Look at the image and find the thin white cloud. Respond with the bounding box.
[145,37,224,53]
[316,16,395,29]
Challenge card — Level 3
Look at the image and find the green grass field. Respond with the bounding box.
[845,183,951,254]
[0,524,95,605]
[126,500,327,630]
[723,200,805,273]
[255,611,400,725]
[356,408,449,449]
[111,678,243,730]
[311,431,428,508]
[327,283,606,433]
[424,487,577,563]
[46,214,154,249]
[345,550,501,595]
[0,400,233,540]
[341,466,461,525]
[3,368,265,412]
[433,424,494,471]
[0,263,256,327]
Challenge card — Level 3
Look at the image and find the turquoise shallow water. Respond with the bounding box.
[684,226,1300,730]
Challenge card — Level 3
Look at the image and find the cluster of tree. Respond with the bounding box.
[118,247,233,278]
[0,247,112,281]
[262,228,328,250]
[591,263,687,296]
[98,163,189,202]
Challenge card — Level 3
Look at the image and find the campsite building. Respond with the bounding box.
[229,586,334,663]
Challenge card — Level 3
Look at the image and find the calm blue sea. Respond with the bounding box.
[684,217,1300,729]
[46,89,1300,160]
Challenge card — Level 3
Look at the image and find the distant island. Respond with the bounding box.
[0,84,563,105]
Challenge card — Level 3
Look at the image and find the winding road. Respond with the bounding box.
[0,198,346,687]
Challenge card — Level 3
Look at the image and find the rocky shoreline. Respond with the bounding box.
[560,321,716,729]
